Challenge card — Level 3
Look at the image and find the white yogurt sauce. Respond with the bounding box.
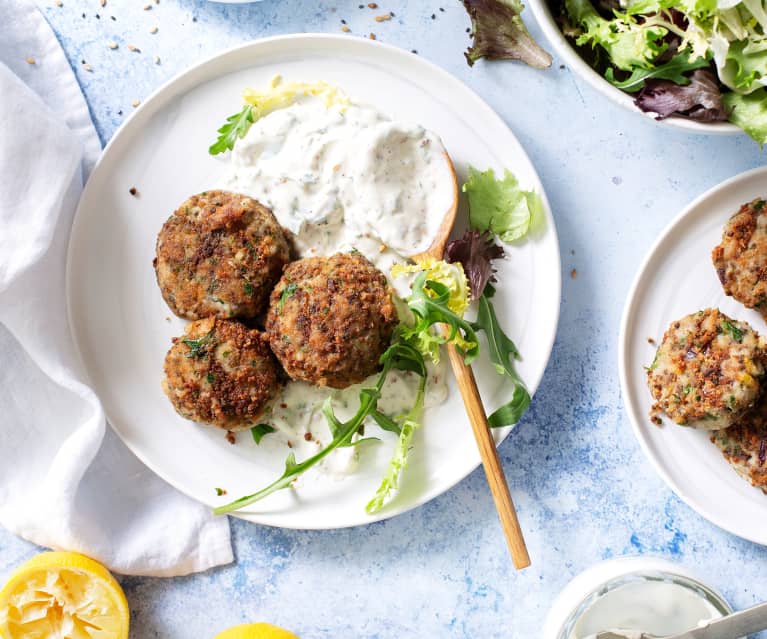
[218,97,455,471]
[265,362,448,475]
[571,580,722,639]
[219,100,454,278]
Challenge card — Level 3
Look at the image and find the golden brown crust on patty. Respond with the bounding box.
[711,395,767,493]
[266,252,398,389]
[712,197,767,316]
[162,317,282,430]
[647,308,767,430]
[154,190,290,320]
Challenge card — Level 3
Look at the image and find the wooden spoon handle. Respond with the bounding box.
[446,343,531,570]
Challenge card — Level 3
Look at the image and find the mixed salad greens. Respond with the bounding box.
[554,0,767,141]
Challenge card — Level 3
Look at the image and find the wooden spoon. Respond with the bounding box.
[413,154,531,570]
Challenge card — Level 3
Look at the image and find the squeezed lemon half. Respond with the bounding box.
[0,551,129,639]
[214,622,300,639]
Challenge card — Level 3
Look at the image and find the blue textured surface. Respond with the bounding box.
[1,0,765,637]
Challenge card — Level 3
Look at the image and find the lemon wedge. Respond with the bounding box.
[0,551,129,639]
[214,622,300,639]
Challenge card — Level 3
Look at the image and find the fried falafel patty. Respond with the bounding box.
[163,317,282,430]
[266,253,398,389]
[711,396,767,493]
[647,308,766,430]
[154,190,290,320]
[712,197,767,316]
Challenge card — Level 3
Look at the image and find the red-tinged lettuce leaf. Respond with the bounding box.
[445,229,505,300]
[462,0,553,70]
[634,69,729,121]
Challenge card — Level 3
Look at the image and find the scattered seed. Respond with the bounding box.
[226,431,236,445]
[131,99,140,107]
[411,49,418,54]
[369,32,376,39]
[341,18,346,24]
[54,0,63,6]
[375,13,391,21]
[304,432,313,441]
[165,316,170,322]
[570,268,577,279]
[149,25,158,33]
[143,3,151,9]
[83,63,93,72]
[341,25,350,32]
[25,57,36,65]
[107,41,118,49]
[127,44,140,52]
[153,55,161,65]
[431,13,436,19]
[99,0,106,7]
[647,337,656,345]
[129,186,139,196]
[367,2,378,7]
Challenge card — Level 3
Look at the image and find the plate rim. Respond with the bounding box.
[65,33,562,529]
[618,164,767,546]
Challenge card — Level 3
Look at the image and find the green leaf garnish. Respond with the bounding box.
[473,294,531,427]
[208,104,255,156]
[251,423,276,444]
[605,54,710,93]
[244,282,254,297]
[213,338,427,515]
[401,272,479,364]
[462,166,541,242]
[279,283,298,311]
[182,331,214,358]
[721,320,744,342]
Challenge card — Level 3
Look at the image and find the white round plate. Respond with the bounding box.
[67,34,561,529]
[619,166,767,545]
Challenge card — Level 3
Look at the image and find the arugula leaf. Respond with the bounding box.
[182,331,214,358]
[473,294,531,427]
[214,339,427,515]
[606,54,711,92]
[461,0,553,69]
[402,273,480,364]
[208,104,255,156]
[445,229,505,300]
[462,166,540,242]
[251,423,276,444]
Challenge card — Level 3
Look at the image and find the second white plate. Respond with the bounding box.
[620,166,767,545]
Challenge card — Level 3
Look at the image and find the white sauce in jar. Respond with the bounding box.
[217,97,455,473]
[571,580,722,639]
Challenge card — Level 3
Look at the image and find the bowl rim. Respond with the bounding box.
[526,0,741,135]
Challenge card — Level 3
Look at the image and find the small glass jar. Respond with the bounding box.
[543,557,733,639]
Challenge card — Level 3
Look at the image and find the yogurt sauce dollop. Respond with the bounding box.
[217,98,455,474]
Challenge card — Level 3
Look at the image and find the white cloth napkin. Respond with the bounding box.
[0,0,233,577]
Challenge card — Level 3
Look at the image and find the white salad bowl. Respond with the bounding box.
[527,0,740,134]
